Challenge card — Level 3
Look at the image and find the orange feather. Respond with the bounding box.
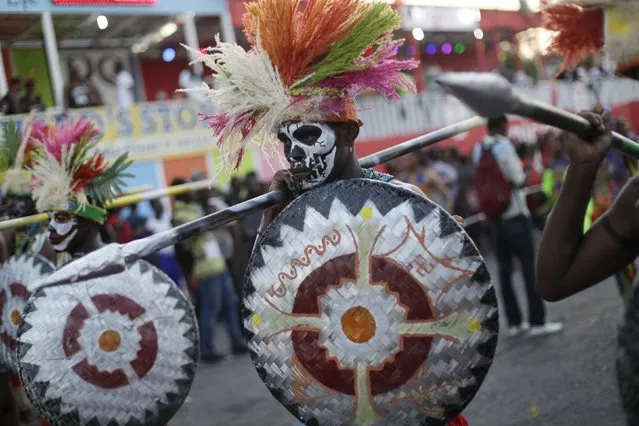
[242,0,365,87]
[542,3,604,72]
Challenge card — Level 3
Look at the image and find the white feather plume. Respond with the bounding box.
[30,145,87,214]
[2,123,32,195]
[2,169,31,196]
[183,34,331,172]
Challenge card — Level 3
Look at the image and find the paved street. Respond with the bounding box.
[173,252,628,426]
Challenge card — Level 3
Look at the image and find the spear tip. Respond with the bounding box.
[436,72,522,119]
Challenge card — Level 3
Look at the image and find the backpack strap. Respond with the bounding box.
[480,141,497,158]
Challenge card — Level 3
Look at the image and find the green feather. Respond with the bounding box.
[0,121,22,170]
[292,2,400,89]
[86,153,133,206]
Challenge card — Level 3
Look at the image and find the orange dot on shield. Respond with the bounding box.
[341,306,376,344]
[99,330,122,352]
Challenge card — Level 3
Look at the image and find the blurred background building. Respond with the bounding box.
[0,0,636,210]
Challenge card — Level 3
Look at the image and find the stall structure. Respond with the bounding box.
[0,0,259,202]
[2,0,639,207]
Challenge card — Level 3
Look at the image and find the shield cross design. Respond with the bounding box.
[16,260,199,425]
[244,179,499,426]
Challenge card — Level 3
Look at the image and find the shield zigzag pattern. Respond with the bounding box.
[243,179,499,426]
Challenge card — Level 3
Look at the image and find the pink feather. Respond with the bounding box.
[30,117,100,161]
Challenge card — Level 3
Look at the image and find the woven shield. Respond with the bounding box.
[16,260,198,426]
[0,254,54,373]
[618,278,639,424]
[244,180,499,426]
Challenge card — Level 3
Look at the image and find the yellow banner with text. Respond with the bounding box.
[0,100,248,162]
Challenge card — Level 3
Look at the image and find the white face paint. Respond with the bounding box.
[47,213,79,252]
[278,122,337,190]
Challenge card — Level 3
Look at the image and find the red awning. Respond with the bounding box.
[229,0,248,28]
[480,10,541,32]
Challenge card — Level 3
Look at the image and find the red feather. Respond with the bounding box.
[234,148,245,170]
[72,154,108,192]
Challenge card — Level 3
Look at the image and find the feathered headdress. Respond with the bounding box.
[188,0,418,171]
[28,118,132,224]
[0,121,39,197]
[542,0,639,76]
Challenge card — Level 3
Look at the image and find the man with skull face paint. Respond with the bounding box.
[264,119,466,228]
[193,0,466,423]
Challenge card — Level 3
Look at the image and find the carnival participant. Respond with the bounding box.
[538,2,639,423]
[22,118,132,426]
[192,0,468,423]
[534,114,639,290]
[541,0,639,302]
[0,121,58,426]
[535,109,639,423]
[0,122,54,262]
[28,118,131,260]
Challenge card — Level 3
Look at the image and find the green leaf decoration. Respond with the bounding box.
[0,121,22,171]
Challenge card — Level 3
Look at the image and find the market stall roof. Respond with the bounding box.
[0,14,220,49]
[480,9,541,31]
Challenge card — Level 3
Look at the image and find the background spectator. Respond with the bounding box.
[0,78,22,115]
[146,198,183,287]
[173,177,248,363]
[19,78,44,113]
[472,115,562,337]
[115,61,135,108]
[65,67,102,109]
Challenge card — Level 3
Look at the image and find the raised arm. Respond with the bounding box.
[536,111,639,301]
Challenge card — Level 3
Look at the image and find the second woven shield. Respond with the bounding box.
[16,260,198,426]
[244,179,499,425]
[0,254,54,373]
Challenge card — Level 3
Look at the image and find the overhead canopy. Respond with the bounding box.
[480,10,541,31]
[0,0,226,16]
[0,13,221,52]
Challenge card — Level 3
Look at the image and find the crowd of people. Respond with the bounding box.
[3,0,639,424]
[0,77,45,115]
[382,113,638,337]
[0,61,138,115]
[98,112,638,363]
[103,171,267,363]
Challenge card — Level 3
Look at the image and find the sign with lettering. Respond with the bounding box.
[0,101,217,162]
[52,0,157,5]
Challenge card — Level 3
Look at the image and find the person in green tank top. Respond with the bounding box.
[172,181,250,364]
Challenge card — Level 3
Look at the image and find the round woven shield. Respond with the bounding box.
[0,254,54,372]
[16,260,198,426]
[244,179,499,425]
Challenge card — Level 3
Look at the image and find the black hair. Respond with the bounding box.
[487,115,508,134]
[171,177,187,186]
[516,143,528,159]
[171,177,189,202]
